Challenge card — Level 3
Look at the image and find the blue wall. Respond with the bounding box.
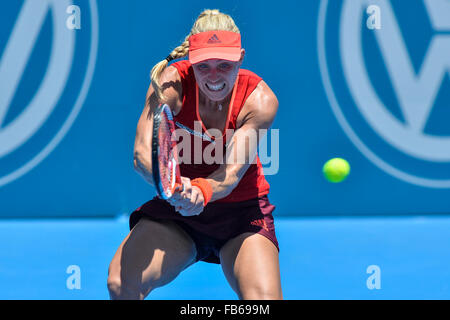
[0,0,449,217]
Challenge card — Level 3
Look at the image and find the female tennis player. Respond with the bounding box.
[107,9,281,300]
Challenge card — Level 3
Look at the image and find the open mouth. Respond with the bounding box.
[205,82,226,92]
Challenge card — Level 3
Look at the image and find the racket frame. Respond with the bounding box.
[151,104,181,199]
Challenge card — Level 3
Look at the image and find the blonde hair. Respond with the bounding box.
[150,9,240,101]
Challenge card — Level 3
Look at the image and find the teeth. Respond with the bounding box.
[206,83,225,91]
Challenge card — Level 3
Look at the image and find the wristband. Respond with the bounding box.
[191,178,213,206]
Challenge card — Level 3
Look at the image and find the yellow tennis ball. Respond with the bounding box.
[323,158,350,183]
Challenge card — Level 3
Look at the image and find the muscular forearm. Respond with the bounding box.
[205,163,249,201]
[204,124,260,201]
[133,152,155,186]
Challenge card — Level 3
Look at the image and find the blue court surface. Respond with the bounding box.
[1,215,449,300]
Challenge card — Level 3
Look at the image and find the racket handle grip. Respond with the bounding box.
[174,182,184,193]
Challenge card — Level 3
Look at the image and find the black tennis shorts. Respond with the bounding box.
[129,195,279,264]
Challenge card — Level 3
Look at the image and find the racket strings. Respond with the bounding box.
[158,112,176,194]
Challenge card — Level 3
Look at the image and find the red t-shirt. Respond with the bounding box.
[171,60,270,202]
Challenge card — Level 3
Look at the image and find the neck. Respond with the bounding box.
[198,90,232,110]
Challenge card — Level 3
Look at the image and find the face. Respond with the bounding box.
[192,54,243,102]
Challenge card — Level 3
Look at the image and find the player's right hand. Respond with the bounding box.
[167,176,204,216]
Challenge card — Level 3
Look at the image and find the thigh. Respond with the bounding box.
[219,232,283,300]
[108,218,197,299]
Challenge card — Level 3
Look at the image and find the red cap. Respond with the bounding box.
[188,31,241,64]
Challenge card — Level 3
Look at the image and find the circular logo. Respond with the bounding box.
[318,0,450,188]
[0,0,98,187]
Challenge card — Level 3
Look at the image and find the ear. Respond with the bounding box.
[239,49,246,65]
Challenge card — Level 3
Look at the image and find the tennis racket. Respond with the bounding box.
[151,104,182,199]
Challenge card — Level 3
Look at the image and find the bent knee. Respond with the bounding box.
[239,286,283,300]
[107,275,149,300]
[106,277,123,299]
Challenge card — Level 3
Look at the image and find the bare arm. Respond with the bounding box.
[170,80,278,216]
[133,66,182,186]
[207,80,279,201]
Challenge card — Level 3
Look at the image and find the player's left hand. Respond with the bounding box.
[167,176,205,216]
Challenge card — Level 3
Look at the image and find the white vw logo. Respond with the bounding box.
[0,0,98,187]
[318,0,450,188]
